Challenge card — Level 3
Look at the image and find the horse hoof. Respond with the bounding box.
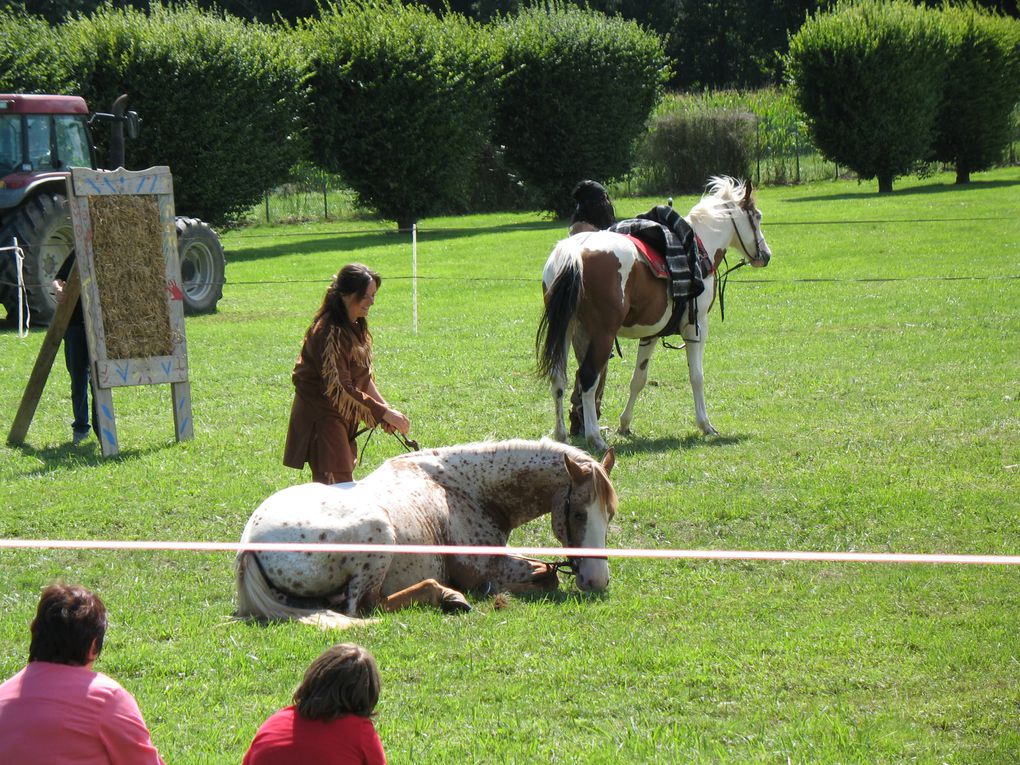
[440,591,472,614]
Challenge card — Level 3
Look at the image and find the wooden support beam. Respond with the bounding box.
[7,267,80,446]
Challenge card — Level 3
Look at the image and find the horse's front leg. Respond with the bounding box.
[619,338,656,435]
[486,555,560,594]
[378,579,471,614]
[685,320,718,435]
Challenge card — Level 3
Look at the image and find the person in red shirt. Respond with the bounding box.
[243,643,387,765]
[0,583,165,765]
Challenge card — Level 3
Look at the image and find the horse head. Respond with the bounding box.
[552,448,617,592]
[732,178,771,268]
[691,176,772,270]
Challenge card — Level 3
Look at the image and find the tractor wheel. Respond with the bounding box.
[0,192,74,327]
[175,217,225,315]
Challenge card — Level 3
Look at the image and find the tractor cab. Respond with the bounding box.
[0,96,96,202]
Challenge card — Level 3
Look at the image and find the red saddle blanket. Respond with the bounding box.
[620,234,668,279]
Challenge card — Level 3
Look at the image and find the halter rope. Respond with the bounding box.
[353,426,420,470]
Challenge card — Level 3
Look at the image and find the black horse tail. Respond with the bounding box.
[536,251,582,380]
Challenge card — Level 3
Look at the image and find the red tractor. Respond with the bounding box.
[0,93,225,326]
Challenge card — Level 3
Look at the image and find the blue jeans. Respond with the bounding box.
[63,323,96,435]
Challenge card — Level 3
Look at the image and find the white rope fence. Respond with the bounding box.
[1,538,1017,566]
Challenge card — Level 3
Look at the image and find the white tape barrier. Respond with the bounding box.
[0,539,1017,566]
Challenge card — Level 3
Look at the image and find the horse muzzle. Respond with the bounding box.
[573,556,610,592]
[750,243,772,267]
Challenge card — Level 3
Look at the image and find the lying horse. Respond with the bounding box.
[537,176,772,450]
[236,439,617,628]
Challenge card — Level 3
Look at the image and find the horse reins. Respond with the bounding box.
[353,425,421,469]
[716,204,767,321]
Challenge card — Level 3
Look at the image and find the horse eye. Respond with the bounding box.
[571,511,586,522]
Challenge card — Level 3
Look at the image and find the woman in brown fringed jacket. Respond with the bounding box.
[283,263,411,484]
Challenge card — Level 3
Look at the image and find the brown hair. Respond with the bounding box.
[293,643,381,720]
[308,263,381,358]
[28,583,107,666]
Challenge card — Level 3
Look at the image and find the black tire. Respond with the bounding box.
[0,192,74,327]
[175,217,225,315]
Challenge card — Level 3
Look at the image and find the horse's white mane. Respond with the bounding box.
[688,175,745,224]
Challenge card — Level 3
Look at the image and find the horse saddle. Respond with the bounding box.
[619,233,669,279]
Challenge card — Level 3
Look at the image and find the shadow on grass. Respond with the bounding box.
[6,439,166,476]
[481,587,609,607]
[225,219,563,265]
[563,431,745,457]
[787,177,1020,204]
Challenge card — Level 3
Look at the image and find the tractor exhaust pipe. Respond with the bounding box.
[89,94,140,170]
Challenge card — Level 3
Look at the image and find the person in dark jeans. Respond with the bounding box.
[53,252,97,445]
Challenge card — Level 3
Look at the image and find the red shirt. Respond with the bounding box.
[0,662,165,765]
[243,705,386,765]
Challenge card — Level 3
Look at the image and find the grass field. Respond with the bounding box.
[1,167,1018,763]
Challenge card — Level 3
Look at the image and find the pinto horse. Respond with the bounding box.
[537,177,772,451]
[236,439,617,628]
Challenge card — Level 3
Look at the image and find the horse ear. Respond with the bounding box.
[601,448,615,475]
[564,453,587,484]
[741,178,754,208]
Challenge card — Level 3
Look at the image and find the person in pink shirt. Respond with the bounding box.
[0,583,165,765]
[243,643,387,765]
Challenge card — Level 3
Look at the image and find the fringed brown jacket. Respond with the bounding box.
[283,319,389,478]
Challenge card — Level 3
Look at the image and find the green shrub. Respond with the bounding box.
[931,7,1020,184]
[300,0,501,229]
[635,108,754,195]
[494,3,669,216]
[58,3,309,225]
[0,8,73,93]
[786,0,948,193]
[632,88,826,192]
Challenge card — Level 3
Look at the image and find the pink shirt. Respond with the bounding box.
[243,705,386,765]
[0,661,165,765]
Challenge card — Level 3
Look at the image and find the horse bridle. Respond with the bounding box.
[729,203,767,266]
[709,203,766,322]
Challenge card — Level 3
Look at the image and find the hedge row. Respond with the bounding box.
[0,0,667,225]
[787,0,1020,192]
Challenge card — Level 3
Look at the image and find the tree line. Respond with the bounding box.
[5,0,1017,89]
[1,0,1017,228]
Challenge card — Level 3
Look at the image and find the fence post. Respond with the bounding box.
[264,191,270,224]
[322,180,329,220]
[755,117,761,186]
[795,123,801,185]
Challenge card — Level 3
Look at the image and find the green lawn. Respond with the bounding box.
[1,167,1018,763]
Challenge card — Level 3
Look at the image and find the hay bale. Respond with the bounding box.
[88,195,173,359]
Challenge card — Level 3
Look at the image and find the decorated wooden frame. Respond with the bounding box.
[67,166,192,456]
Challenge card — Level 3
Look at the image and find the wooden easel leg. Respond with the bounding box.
[171,380,193,443]
[7,269,80,446]
[93,384,119,457]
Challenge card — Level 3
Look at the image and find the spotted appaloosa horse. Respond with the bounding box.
[537,176,772,451]
[236,439,617,628]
